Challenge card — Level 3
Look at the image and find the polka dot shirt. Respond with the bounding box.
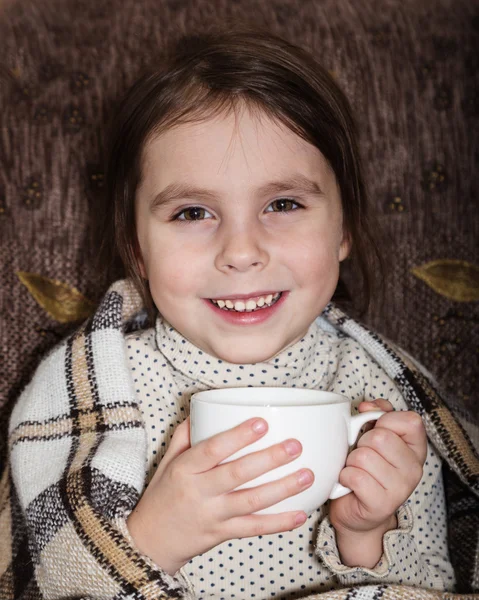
[125,317,455,599]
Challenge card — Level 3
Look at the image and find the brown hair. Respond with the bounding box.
[101,27,382,321]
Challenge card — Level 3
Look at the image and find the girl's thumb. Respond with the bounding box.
[153,418,191,477]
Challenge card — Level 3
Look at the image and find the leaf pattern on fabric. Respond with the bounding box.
[411,260,479,302]
[16,271,95,323]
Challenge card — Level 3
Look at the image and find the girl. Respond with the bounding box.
[6,27,477,600]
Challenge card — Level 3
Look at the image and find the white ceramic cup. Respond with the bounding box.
[190,387,385,516]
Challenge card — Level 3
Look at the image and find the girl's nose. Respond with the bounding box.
[215,226,270,273]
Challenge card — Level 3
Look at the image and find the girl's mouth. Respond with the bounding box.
[210,292,282,312]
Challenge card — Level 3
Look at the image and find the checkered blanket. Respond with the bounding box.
[0,279,477,599]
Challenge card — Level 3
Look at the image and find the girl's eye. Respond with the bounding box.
[175,207,212,221]
[266,198,301,212]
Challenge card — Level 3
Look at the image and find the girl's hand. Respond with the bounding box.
[127,417,313,575]
[329,399,427,568]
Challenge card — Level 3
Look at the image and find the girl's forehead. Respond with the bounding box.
[141,108,332,183]
[145,108,294,152]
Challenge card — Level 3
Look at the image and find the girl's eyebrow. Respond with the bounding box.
[259,175,324,198]
[149,174,324,210]
[150,183,219,211]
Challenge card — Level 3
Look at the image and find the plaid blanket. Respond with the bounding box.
[0,279,478,599]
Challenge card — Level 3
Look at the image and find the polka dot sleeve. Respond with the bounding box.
[315,353,455,590]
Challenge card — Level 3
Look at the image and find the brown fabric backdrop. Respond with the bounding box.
[0,0,477,459]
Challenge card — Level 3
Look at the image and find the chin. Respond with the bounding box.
[212,344,283,365]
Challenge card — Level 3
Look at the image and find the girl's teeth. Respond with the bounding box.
[212,293,281,312]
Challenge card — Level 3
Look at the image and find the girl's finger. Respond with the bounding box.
[358,399,394,413]
[338,465,388,511]
[346,445,402,491]
[357,400,394,433]
[368,410,428,465]
[357,423,423,477]
[222,468,314,518]
[205,438,303,495]
[224,510,307,541]
[183,418,269,473]
[152,418,191,480]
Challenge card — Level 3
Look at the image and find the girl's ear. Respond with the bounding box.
[339,229,352,262]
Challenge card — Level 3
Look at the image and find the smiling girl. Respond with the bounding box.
[4,28,461,600]
[134,109,349,365]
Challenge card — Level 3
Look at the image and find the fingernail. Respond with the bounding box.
[284,440,301,456]
[297,470,313,486]
[295,512,307,526]
[252,419,267,433]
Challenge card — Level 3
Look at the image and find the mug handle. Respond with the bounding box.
[328,410,385,500]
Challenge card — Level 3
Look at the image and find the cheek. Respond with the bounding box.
[146,241,203,298]
[285,231,341,274]
[281,237,341,308]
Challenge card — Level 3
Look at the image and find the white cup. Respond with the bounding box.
[190,387,384,516]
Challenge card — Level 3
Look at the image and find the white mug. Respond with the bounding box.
[190,387,384,516]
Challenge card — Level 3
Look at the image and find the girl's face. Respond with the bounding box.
[135,108,350,364]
